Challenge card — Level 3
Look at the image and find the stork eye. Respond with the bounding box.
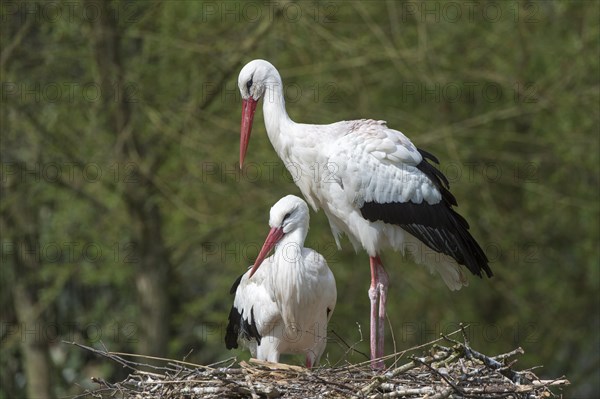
[246,78,253,90]
[282,212,291,222]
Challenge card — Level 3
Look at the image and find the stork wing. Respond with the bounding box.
[326,120,491,278]
[225,263,280,349]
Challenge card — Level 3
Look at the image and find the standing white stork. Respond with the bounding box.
[225,195,337,368]
[236,59,493,369]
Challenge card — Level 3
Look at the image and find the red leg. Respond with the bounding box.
[368,257,379,369]
[305,356,313,369]
[369,255,386,370]
[376,259,389,365]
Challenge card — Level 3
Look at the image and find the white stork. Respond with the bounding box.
[225,195,337,368]
[236,59,493,369]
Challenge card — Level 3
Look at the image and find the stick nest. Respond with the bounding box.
[71,327,569,398]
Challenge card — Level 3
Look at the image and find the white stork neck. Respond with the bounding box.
[273,227,307,266]
[270,226,309,304]
[262,71,294,149]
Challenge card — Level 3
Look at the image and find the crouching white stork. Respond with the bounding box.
[225,195,337,368]
[236,59,493,369]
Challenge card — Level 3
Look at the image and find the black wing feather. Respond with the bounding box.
[360,148,492,278]
[229,273,244,294]
[225,306,242,349]
[417,148,440,164]
[415,148,456,206]
[225,273,263,349]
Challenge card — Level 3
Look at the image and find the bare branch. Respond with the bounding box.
[68,327,569,398]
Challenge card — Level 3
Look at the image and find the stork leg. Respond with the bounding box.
[305,356,313,369]
[369,255,388,370]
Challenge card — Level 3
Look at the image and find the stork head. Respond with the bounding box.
[249,195,309,278]
[238,59,278,168]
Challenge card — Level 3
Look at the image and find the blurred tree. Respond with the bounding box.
[2,163,53,399]
[85,0,173,362]
[0,1,598,397]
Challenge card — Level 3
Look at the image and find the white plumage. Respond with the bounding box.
[237,59,492,369]
[225,195,337,368]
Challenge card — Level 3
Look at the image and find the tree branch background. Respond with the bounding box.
[1,1,598,398]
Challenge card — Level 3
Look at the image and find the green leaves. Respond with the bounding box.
[1,1,597,398]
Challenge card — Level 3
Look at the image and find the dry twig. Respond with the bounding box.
[66,328,569,398]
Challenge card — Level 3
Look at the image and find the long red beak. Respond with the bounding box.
[248,226,284,278]
[240,97,258,168]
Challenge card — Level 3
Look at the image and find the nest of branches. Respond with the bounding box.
[71,327,568,398]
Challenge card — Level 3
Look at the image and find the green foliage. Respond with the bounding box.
[1,1,598,397]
